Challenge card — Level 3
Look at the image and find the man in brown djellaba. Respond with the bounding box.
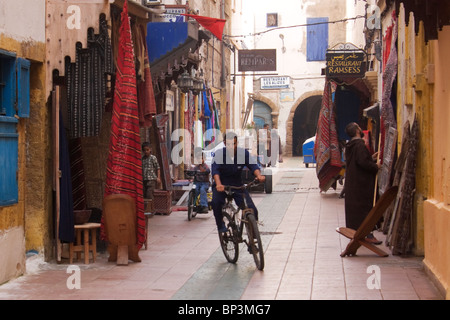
[344,122,381,244]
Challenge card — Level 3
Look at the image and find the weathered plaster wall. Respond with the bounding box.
[0,227,26,284]
[0,0,48,284]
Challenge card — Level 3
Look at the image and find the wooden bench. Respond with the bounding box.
[336,186,398,257]
[69,222,101,264]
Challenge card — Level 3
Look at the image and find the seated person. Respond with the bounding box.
[192,148,211,213]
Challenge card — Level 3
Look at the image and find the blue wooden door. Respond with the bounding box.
[307,17,329,61]
[0,118,19,206]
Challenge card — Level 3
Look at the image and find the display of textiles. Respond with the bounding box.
[380,15,398,164]
[65,14,114,138]
[314,80,343,192]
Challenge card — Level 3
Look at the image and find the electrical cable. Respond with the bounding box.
[224,15,366,39]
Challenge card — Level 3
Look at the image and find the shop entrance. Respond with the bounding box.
[334,86,361,142]
[292,95,322,156]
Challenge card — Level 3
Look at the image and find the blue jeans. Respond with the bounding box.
[194,182,209,207]
[211,188,258,229]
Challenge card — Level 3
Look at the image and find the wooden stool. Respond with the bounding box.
[69,223,101,264]
[143,212,153,250]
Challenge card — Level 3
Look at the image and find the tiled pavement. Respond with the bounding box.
[0,157,444,300]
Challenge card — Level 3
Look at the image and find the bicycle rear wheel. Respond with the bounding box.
[187,190,195,221]
[245,213,264,270]
[218,207,239,263]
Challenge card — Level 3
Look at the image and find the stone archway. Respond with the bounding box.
[285,90,323,156]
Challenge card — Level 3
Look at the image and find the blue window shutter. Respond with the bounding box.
[16,58,30,118]
[307,17,329,61]
[0,117,19,206]
[0,55,16,116]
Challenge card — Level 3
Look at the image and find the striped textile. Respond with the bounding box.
[102,0,145,249]
[380,17,398,165]
[314,80,343,191]
[69,138,86,210]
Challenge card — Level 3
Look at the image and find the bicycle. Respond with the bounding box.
[185,170,212,221]
[218,180,265,270]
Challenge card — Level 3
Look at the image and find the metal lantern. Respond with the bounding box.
[178,70,193,93]
[192,77,203,94]
[192,69,204,95]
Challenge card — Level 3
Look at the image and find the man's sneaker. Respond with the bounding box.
[218,225,228,233]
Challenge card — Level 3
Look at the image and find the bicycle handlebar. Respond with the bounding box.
[222,179,260,192]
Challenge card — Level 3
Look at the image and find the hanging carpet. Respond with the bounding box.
[380,14,398,164]
[101,0,145,249]
[65,13,114,138]
[137,24,157,127]
[314,80,343,192]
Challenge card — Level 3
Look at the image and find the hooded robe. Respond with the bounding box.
[344,138,379,230]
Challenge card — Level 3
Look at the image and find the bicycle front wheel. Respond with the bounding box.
[245,213,264,270]
[218,207,239,264]
[187,190,195,221]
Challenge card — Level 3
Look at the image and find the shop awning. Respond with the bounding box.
[146,22,199,78]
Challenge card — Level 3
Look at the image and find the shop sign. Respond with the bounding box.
[326,51,366,78]
[238,49,276,72]
[261,76,290,89]
[152,5,186,22]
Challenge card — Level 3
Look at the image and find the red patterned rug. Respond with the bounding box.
[314,80,343,191]
[102,0,145,249]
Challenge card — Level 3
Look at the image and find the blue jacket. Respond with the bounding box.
[211,147,259,187]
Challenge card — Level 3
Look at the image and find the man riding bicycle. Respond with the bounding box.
[211,132,266,233]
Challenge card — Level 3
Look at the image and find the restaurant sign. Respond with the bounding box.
[238,49,277,72]
[325,51,366,78]
[261,76,290,89]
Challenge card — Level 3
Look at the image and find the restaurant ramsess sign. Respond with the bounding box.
[325,52,366,78]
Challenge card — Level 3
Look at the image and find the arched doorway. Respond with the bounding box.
[253,101,272,130]
[292,95,322,156]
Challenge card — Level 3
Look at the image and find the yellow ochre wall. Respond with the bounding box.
[396,4,449,299]
[423,26,450,300]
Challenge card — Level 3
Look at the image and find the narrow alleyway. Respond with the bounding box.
[0,157,443,300]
